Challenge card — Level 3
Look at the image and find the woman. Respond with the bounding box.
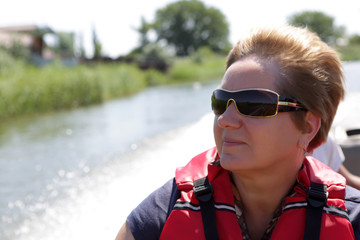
[116,25,360,239]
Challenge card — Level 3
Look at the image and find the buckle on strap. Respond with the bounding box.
[193,177,214,202]
[307,182,328,208]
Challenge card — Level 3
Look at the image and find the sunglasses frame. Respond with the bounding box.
[211,88,306,118]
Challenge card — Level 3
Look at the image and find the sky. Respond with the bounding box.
[1,0,360,58]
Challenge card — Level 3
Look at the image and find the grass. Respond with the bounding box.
[0,62,148,119]
[338,44,360,62]
[169,53,225,83]
[0,54,226,119]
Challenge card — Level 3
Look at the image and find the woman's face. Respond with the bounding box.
[213,57,303,173]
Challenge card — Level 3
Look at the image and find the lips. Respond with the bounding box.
[222,137,246,146]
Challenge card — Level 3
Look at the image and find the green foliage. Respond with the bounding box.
[169,53,225,82]
[287,11,344,45]
[0,48,17,72]
[97,63,147,99]
[349,34,360,45]
[54,32,75,57]
[135,42,172,65]
[144,69,168,86]
[0,39,30,72]
[190,46,215,63]
[0,62,147,119]
[151,0,230,56]
[6,39,30,59]
[338,34,360,61]
[92,26,102,59]
[136,17,153,49]
[0,63,102,117]
[337,45,360,61]
[0,54,226,119]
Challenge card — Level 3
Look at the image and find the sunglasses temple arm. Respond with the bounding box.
[278,101,305,109]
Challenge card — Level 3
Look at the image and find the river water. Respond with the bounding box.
[1,62,360,240]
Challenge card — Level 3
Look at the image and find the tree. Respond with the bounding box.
[136,17,153,49]
[149,0,230,56]
[92,26,102,59]
[55,32,75,57]
[76,32,86,59]
[287,11,345,45]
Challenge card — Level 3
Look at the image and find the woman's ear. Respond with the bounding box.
[298,111,321,150]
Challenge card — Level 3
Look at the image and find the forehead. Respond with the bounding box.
[220,56,281,91]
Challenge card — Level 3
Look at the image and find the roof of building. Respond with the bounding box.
[0,25,53,36]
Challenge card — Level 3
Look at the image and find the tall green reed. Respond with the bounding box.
[0,54,225,119]
[0,62,147,119]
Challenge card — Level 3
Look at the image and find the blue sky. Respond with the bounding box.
[1,0,359,57]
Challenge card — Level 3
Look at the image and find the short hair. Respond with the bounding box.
[226,25,344,151]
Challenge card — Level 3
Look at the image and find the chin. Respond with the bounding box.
[219,153,253,171]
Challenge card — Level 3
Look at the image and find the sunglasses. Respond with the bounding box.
[211,88,306,118]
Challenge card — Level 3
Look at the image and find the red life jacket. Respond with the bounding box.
[160,147,354,240]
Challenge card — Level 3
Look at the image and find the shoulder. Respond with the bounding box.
[345,185,360,239]
[311,136,344,171]
[126,178,176,240]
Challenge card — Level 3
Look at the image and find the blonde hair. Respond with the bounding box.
[226,25,344,151]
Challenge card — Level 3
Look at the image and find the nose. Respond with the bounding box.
[216,100,243,129]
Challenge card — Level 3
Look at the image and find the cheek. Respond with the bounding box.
[248,116,300,156]
[213,117,223,151]
[263,117,301,152]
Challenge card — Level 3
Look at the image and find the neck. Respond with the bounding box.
[231,158,301,240]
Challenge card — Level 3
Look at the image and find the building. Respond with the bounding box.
[0,25,54,57]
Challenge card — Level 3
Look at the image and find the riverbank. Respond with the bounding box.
[0,54,226,120]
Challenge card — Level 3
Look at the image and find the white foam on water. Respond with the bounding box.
[9,113,215,240]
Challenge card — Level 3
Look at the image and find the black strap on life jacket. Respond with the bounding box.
[166,178,181,219]
[304,182,328,240]
[193,177,220,240]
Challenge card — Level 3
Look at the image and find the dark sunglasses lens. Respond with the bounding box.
[211,94,227,115]
[237,90,278,116]
[212,90,278,117]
